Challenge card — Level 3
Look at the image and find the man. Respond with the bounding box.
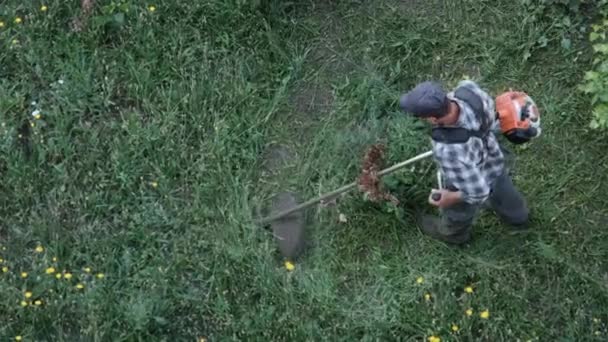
[399,80,529,245]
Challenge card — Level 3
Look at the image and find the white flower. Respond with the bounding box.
[58,79,65,85]
[31,109,41,117]
[31,101,37,106]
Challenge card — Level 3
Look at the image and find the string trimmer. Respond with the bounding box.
[256,146,433,260]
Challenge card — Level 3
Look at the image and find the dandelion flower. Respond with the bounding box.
[0,257,3,263]
[15,336,22,341]
[199,338,207,342]
[35,245,44,253]
[284,261,295,271]
[84,267,91,273]
[595,331,601,336]
[451,324,459,332]
[465,308,473,316]
[41,5,48,12]
[151,181,158,188]
[25,291,32,299]
[0,21,5,28]
[76,283,85,289]
[2,266,8,273]
[148,5,157,12]
[593,318,600,324]
[34,300,42,306]
[424,293,431,301]
[96,273,105,279]
[64,273,73,280]
[52,256,58,262]
[416,276,424,284]
[21,272,28,278]
[14,17,22,24]
[427,335,441,342]
[480,309,490,319]
[20,301,28,307]
[55,273,62,279]
[30,122,35,128]
[464,286,474,294]
[46,267,56,274]
[12,39,19,45]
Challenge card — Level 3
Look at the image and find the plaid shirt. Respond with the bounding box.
[432,80,505,205]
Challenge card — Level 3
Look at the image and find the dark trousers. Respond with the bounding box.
[439,170,530,239]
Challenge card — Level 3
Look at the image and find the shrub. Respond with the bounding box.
[580,8,608,129]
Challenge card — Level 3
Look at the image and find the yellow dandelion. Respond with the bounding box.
[96,273,105,279]
[151,181,158,188]
[12,39,19,45]
[55,273,62,279]
[148,5,157,12]
[0,21,5,28]
[2,266,8,273]
[84,267,91,273]
[427,335,441,342]
[34,299,42,306]
[465,308,473,316]
[46,267,56,274]
[64,272,73,280]
[21,272,28,278]
[464,286,474,294]
[284,261,295,271]
[52,256,58,262]
[34,113,42,120]
[41,5,48,12]
[199,338,207,342]
[424,293,431,301]
[20,300,28,307]
[416,276,424,284]
[14,17,22,24]
[25,291,32,299]
[0,258,3,263]
[15,336,22,341]
[451,324,459,332]
[76,283,85,289]
[30,122,35,128]
[480,309,490,319]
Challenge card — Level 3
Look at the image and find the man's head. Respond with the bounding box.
[399,81,459,126]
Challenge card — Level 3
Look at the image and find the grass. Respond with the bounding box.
[1,0,607,340]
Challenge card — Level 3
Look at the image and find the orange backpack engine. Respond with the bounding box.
[495,91,541,144]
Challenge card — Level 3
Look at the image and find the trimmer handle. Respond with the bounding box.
[431,192,442,201]
[433,170,443,202]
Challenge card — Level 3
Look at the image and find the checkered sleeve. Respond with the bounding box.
[435,147,491,205]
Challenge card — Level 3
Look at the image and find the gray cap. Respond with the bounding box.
[399,81,449,118]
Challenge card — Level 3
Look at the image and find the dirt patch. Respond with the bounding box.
[388,0,441,14]
[261,144,295,175]
[268,191,307,260]
[290,81,335,117]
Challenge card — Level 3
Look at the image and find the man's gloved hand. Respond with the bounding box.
[428,189,463,208]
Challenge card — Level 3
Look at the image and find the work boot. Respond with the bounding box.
[419,215,471,246]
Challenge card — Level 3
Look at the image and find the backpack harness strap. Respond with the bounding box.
[431,86,492,144]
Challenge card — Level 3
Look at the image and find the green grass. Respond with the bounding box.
[1,0,607,341]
